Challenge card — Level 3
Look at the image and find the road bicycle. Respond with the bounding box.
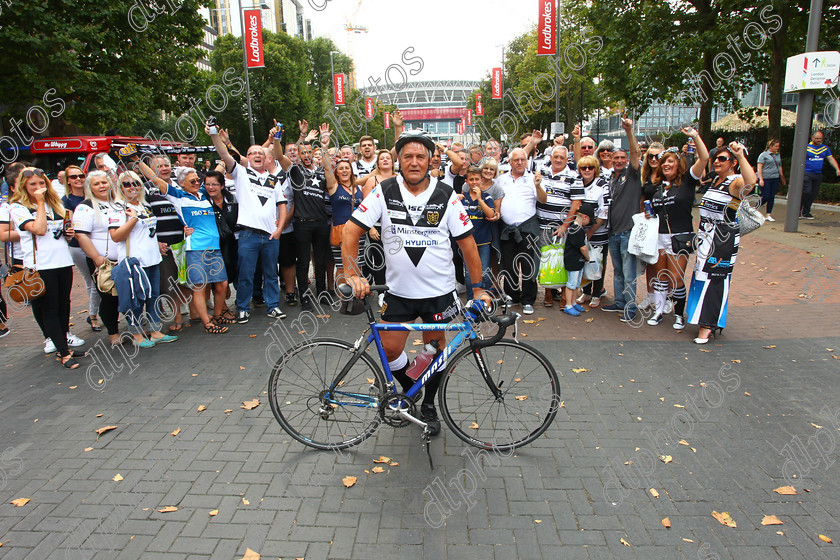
[268,284,561,466]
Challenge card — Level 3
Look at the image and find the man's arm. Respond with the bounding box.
[623,117,640,171]
[390,109,404,162]
[827,155,840,175]
[534,172,547,204]
[439,143,464,175]
[572,125,582,162]
[522,129,543,158]
[208,125,237,173]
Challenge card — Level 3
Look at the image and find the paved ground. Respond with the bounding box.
[0,204,839,559]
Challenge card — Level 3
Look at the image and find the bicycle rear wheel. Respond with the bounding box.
[439,340,560,451]
[268,338,386,450]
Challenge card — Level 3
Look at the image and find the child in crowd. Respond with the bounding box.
[563,204,593,317]
[461,166,495,289]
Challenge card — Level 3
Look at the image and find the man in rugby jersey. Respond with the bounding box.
[341,130,491,436]
[801,130,839,219]
[353,136,378,185]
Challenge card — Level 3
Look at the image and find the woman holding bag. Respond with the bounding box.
[73,171,125,347]
[109,171,178,348]
[9,168,85,369]
[647,128,709,330]
[687,143,756,344]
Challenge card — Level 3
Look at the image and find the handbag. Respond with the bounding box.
[538,236,567,287]
[582,244,604,280]
[666,215,695,255]
[736,194,765,236]
[91,212,117,294]
[330,224,345,246]
[629,213,660,264]
[3,235,45,304]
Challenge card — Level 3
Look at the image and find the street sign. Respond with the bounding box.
[784,51,840,93]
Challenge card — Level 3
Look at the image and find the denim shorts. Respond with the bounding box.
[185,249,228,287]
[566,269,583,290]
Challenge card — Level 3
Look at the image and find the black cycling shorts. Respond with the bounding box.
[380,291,459,324]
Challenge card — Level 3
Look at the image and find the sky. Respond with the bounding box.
[303,0,539,85]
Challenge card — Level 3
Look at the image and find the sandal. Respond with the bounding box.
[86,316,103,332]
[220,308,237,321]
[204,322,228,334]
[60,355,80,369]
[56,350,88,360]
[168,322,184,332]
[213,314,236,325]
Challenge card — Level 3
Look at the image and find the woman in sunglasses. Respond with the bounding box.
[638,142,665,315]
[647,129,709,329]
[109,171,178,347]
[61,165,102,333]
[687,143,755,343]
[573,156,610,308]
[8,168,84,368]
[73,171,125,346]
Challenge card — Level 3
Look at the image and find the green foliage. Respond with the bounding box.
[0,0,209,135]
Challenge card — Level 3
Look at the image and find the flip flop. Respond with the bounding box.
[60,355,80,369]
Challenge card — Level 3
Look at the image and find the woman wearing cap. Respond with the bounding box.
[647,129,709,330]
[687,143,755,344]
[9,168,85,369]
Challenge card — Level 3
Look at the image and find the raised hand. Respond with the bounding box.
[218,128,230,144]
[531,129,543,142]
[680,126,698,138]
[298,119,309,136]
[392,109,403,127]
[729,142,744,158]
[572,124,581,140]
[33,187,47,202]
[319,123,332,147]
[621,116,633,131]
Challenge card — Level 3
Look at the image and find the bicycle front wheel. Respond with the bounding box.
[268,338,386,450]
[439,340,560,451]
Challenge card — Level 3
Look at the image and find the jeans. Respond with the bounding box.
[236,229,280,312]
[125,264,161,334]
[802,172,822,215]
[70,246,100,316]
[464,243,491,289]
[761,177,780,214]
[609,230,637,313]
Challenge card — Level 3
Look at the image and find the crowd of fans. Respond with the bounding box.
[0,108,760,369]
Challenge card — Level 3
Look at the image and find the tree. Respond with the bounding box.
[0,0,208,136]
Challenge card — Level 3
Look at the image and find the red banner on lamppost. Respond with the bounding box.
[475,94,484,116]
[243,9,265,68]
[333,73,346,106]
[365,97,374,119]
[537,0,556,56]
[384,112,391,129]
[465,109,472,126]
[491,68,503,99]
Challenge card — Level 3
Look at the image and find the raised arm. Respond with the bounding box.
[439,142,465,175]
[208,124,237,173]
[218,129,246,166]
[390,109,404,162]
[623,117,640,171]
[572,125,582,162]
[118,144,169,193]
[522,129,543,158]
[682,127,708,179]
[729,142,756,198]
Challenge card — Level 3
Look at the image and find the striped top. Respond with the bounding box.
[579,176,611,246]
[535,165,583,229]
[698,174,740,224]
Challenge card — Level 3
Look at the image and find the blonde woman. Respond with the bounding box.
[9,168,84,368]
[362,149,396,292]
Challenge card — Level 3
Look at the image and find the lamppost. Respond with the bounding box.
[240,1,269,145]
[329,50,339,108]
[593,75,601,143]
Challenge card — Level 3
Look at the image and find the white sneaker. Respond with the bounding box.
[673,315,686,330]
[67,333,85,347]
[647,313,663,326]
[44,338,56,354]
[664,299,674,314]
[766,214,775,222]
[523,304,535,315]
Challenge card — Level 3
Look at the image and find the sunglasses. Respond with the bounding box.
[67,174,85,180]
[581,145,595,150]
[21,168,45,178]
[578,165,596,171]
[122,181,142,189]
[184,178,199,185]
[715,155,732,163]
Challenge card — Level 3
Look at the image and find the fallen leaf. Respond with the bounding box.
[678,440,690,446]
[572,368,588,373]
[661,517,671,528]
[745,392,751,396]
[157,506,178,513]
[559,401,565,408]
[242,498,250,505]
[113,474,124,482]
[659,455,673,463]
[372,466,385,474]
[241,399,260,410]
[249,334,257,338]
[209,509,218,516]
[342,476,357,487]
[584,317,594,323]
[224,409,233,414]
[774,486,797,495]
[197,405,207,412]
[96,413,103,417]
[537,317,546,321]
[522,333,528,337]
[241,548,260,560]
[389,462,399,466]
[514,378,521,382]
[373,456,392,463]
[366,378,375,384]
[699,349,712,352]
[534,519,542,524]
[811,423,823,429]
[761,515,783,525]
[819,534,832,543]
[514,395,528,401]
[776,531,784,535]
[649,488,660,498]
[239,366,245,370]
[731,359,741,363]
[674,404,685,408]
[469,422,479,429]
[660,397,665,402]
[762,345,777,349]
[69,385,77,389]
[84,447,93,452]
[412,339,423,346]
[523,319,536,324]
[10,498,30,507]
[712,511,737,528]
[682,538,694,543]
[497,359,503,364]
[95,425,117,437]
[620,538,631,546]
[171,428,181,437]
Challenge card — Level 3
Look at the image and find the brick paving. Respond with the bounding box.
[1,210,839,559]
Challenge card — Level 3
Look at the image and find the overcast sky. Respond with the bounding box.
[305,0,539,84]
